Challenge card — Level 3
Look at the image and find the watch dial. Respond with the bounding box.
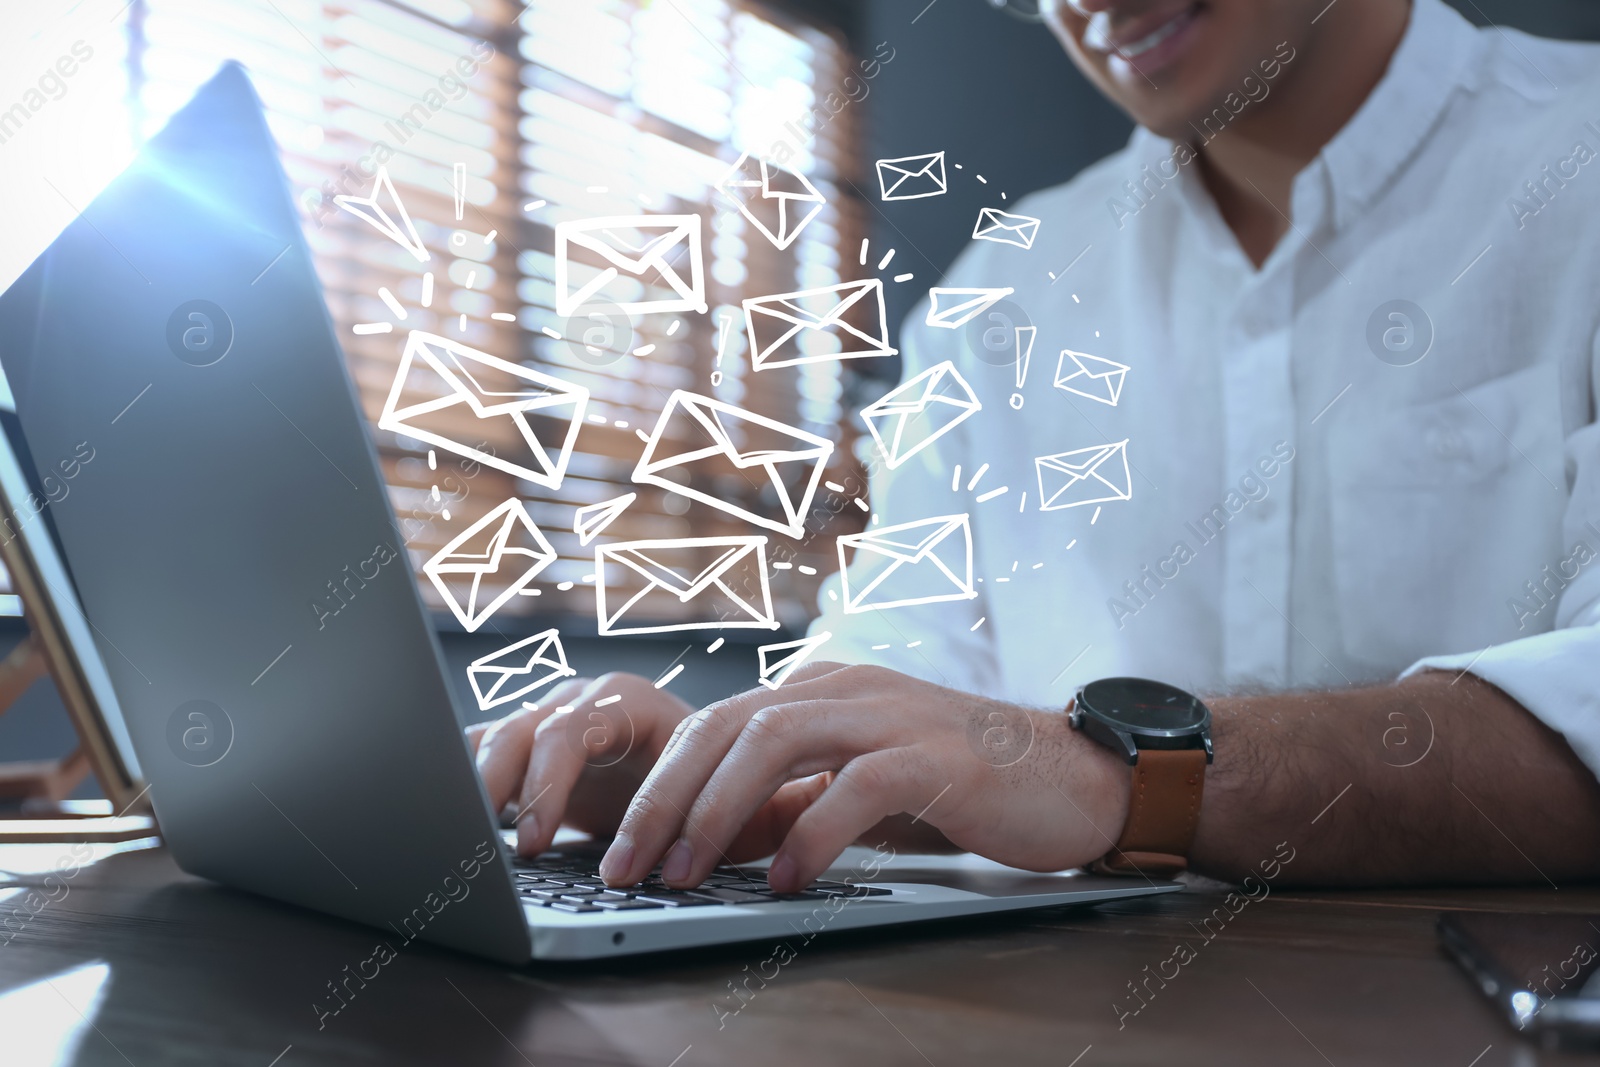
[1081,678,1206,732]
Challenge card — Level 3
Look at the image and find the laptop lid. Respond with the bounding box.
[0,62,531,963]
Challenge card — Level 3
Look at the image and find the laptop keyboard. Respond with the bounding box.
[512,851,892,914]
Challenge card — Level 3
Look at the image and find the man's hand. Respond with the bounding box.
[466,673,696,857]
[595,661,1132,894]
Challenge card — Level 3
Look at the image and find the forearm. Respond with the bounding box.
[1188,671,1600,886]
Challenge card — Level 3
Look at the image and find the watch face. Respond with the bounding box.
[1079,677,1208,735]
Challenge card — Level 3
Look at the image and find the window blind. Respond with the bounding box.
[102,0,869,636]
[508,0,869,631]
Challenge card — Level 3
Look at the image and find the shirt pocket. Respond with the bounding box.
[1327,364,1567,669]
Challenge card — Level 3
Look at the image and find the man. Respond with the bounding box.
[470,0,1600,894]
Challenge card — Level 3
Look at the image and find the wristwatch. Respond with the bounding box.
[1068,677,1213,878]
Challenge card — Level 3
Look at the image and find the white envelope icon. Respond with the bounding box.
[757,632,832,690]
[333,165,429,262]
[838,515,977,614]
[425,498,558,631]
[973,207,1042,250]
[554,214,707,318]
[925,287,1015,330]
[744,279,898,371]
[379,331,589,490]
[876,151,947,201]
[1054,350,1130,406]
[1036,441,1133,511]
[861,361,981,470]
[468,629,576,710]
[717,154,827,251]
[633,391,834,537]
[596,537,780,635]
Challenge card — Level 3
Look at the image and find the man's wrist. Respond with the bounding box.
[1063,679,1215,876]
[1051,708,1134,862]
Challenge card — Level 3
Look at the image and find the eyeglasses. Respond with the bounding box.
[986,0,1049,23]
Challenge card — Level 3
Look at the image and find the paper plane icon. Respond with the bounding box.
[756,631,832,690]
[925,287,1014,330]
[334,165,430,262]
[574,492,636,546]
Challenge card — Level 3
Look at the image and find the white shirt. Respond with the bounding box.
[813,0,1600,777]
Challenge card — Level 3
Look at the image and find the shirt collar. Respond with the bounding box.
[1317,0,1481,232]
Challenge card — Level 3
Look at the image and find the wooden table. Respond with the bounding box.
[0,842,1593,1066]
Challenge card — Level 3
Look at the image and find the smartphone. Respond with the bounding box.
[1438,911,1600,1048]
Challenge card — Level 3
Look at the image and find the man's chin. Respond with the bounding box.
[1124,103,1212,144]
[1126,78,1276,145]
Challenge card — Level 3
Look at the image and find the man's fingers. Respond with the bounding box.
[769,659,852,689]
[473,678,590,812]
[598,666,890,886]
[509,711,585,855]
[725,772,833,863]
[766,748,929,893]
[669,699,903,886]
[599,695,758,885]
[474,707,545,813]
[512,696,631,854]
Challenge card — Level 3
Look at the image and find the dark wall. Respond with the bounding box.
[1449,0,1600,37]
[852,0,1600,347]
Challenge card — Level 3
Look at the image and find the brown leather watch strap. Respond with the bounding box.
[1091,748,1207,877]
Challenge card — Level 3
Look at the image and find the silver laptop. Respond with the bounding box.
[0,63,1178,961]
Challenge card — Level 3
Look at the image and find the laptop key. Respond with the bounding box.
[593,898,667,910]
[702,873,757,886]
[548,901,603,913]
[634,893,725,908]
[713,883,833,901]
[687,887,777,905]
[713,882,779,893]
[813,885,892,897]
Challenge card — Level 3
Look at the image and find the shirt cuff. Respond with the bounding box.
[1402,625,1600,779]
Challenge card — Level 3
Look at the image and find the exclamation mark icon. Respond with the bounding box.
[429,449,449,521]
[1011,326,1037,409]
[711,311,733,388]
[452,163,466,221]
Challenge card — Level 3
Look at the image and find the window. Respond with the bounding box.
[99,0,870,634]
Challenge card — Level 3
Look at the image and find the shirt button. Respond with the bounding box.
[1429,424,1467,460]
[1255,499,1277,521]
